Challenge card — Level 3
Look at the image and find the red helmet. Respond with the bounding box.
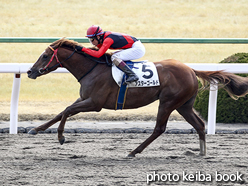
[86,25,104,38]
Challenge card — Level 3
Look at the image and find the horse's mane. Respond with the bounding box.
[50,38,112,61]
[51,37,80,49]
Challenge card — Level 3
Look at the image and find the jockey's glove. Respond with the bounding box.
[75,45,83,51]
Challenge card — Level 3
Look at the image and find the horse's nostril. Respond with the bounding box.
[27,70,31,75]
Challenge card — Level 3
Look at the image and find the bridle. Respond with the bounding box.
[38,45,111,82]
[39,46,75,74]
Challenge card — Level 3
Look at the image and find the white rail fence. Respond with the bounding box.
[0,63,248,134]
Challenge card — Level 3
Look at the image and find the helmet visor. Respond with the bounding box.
[86,32,104,38]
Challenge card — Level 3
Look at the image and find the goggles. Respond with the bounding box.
[89,37,95,42]
[88,37,96,45]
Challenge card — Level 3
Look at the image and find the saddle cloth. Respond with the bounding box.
[113,61,160,110]
[112,61,160,87]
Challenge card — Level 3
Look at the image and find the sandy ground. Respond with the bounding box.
[1,101,248,186]
[0,133,247,186]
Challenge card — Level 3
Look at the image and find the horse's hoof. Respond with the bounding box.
[59,136,65,145]
[127,153,135,158]
[28,128,38,135]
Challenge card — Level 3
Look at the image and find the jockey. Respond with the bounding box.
[75,25,146,84]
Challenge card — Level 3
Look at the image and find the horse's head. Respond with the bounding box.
[27,38,110,80]
[27,45,62,79]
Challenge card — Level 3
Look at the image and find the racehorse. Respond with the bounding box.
[27,38,248,157]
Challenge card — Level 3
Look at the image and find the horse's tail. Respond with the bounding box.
[192,69,248,99]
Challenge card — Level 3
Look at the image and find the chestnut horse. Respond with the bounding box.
[27,38,248,157]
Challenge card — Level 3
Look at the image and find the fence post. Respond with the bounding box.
[9,74,21,134]
[207,82,218,134]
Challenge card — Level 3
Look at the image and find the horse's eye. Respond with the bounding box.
[43,55,48,59]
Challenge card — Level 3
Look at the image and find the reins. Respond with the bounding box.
[83,53,111,66]
[76,51,112,82]
[77,63,99,82]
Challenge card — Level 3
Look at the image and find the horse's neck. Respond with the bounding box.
[60,49,96,81]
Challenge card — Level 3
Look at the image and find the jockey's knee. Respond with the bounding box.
[111,55,122,66]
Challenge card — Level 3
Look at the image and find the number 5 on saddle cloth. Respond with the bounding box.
[112,61,160,110]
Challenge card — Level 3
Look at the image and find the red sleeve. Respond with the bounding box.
[82,38,114,58]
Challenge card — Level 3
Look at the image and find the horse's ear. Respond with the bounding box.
[58,37,67,47]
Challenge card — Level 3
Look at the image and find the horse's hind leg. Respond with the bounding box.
[176,96,206,156]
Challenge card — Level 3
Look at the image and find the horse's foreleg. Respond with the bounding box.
[57,97,99,145]
[128,105,172,157]
[28,112,63,135]
[28,98,82,135]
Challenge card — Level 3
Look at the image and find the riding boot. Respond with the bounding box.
[118,61,139,84]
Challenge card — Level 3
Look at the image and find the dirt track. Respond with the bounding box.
[0,133,247,185]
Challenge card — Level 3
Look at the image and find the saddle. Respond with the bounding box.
[112,60,160,110]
